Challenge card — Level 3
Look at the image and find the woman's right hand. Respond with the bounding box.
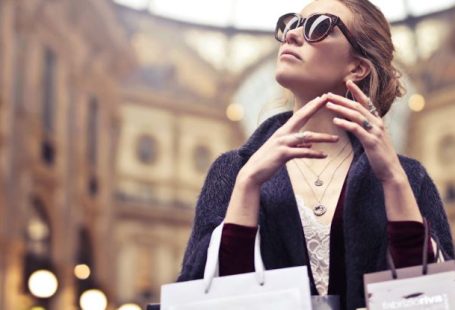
[238,95,339,187]
[225,95,338,226]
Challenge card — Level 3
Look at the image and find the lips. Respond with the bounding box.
[280,49,302,60]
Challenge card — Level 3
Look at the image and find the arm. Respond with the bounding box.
[382,169,423,222]
[177,151,241,281]
[325,82,454,264]
[415,164,454,260]
[387,162,454,267]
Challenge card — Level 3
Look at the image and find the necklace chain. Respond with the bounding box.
[294,140,350,187]
[293,148,353,216]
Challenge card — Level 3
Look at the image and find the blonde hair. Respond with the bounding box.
[337,0,406,116]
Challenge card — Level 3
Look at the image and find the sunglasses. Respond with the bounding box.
[275,13,366,56]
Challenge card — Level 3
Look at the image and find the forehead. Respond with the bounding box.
[300,0,353,22]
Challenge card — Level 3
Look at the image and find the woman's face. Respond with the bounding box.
[275,0,358,97]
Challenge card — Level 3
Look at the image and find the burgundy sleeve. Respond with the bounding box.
[388,220,435,268]
[219,223,257,276]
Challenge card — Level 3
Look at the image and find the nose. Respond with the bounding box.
[284,26,304,45]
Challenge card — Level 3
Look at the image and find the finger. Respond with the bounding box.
[346,80,369,105]
[333,117,375,145]
[346,80,381,118]
[286,147,328,160]
[280,131,339,147]
[326,93,379,125]
[326,102,378,127]
[284,95,328,133]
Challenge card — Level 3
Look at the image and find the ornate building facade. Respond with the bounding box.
[0,0,134,308]
[397,8,455,235]
[112,6,247,305]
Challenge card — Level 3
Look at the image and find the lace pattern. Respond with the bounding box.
[295,195,331,296]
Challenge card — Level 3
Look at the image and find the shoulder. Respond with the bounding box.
[208,150,242,173]
[203,111,293,186]
[238,111,293,158]
[200,150,243,193]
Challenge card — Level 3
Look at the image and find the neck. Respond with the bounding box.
[293,94,350,145]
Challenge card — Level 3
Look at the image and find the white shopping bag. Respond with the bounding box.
[161,222,313,310]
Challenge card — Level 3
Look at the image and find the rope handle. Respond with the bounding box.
[386,218,443,279]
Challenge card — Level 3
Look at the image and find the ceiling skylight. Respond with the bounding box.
[114,0,455,29]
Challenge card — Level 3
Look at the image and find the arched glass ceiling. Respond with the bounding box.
[114,0,455,28]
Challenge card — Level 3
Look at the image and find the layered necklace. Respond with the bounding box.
[299,141,350,187]
[293,145,353,216]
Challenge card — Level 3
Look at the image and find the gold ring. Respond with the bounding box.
[367,98,379,117]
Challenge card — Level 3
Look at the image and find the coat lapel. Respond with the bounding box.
[261,165,308,265]
[238,111,309,263]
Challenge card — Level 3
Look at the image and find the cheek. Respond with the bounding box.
[312,44,350,70]
[305,43,351,81]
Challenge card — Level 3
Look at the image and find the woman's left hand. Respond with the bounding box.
[325,80,405,184]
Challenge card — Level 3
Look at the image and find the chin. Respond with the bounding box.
[275,70,304,91]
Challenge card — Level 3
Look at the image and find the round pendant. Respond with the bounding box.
[314,179,323,187]
[313,204,327,216]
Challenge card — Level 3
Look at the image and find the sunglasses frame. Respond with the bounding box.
[275,13,366,57]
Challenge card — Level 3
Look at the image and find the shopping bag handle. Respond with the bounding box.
[386,218,442,279]
[203,222,265,293]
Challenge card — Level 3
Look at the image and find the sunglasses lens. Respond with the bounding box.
[275,14,301,42]
[304,14,332,41]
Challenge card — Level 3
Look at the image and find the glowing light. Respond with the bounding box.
[28,270,58,298]
[118,304,142,310]
[226,103,244,121]
[408,94,426,112]
[80,289,107,310]
[74,264,91,280]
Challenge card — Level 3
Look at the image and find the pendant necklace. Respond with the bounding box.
[296,141,349,187]
[293,149,353,216]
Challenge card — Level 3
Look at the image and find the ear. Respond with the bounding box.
[344,57,371,83]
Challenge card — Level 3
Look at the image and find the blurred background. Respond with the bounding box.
[1,0,455,309]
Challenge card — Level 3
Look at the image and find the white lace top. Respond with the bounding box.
[295,194,331,296]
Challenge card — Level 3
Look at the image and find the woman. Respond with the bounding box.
[177,0,454,309]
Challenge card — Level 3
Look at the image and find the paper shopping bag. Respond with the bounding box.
[364,219,455,310]
[161,222,313,310]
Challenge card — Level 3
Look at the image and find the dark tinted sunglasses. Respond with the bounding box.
[275,13,366,56]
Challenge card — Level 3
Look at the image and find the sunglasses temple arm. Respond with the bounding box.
[337,23,366,56]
